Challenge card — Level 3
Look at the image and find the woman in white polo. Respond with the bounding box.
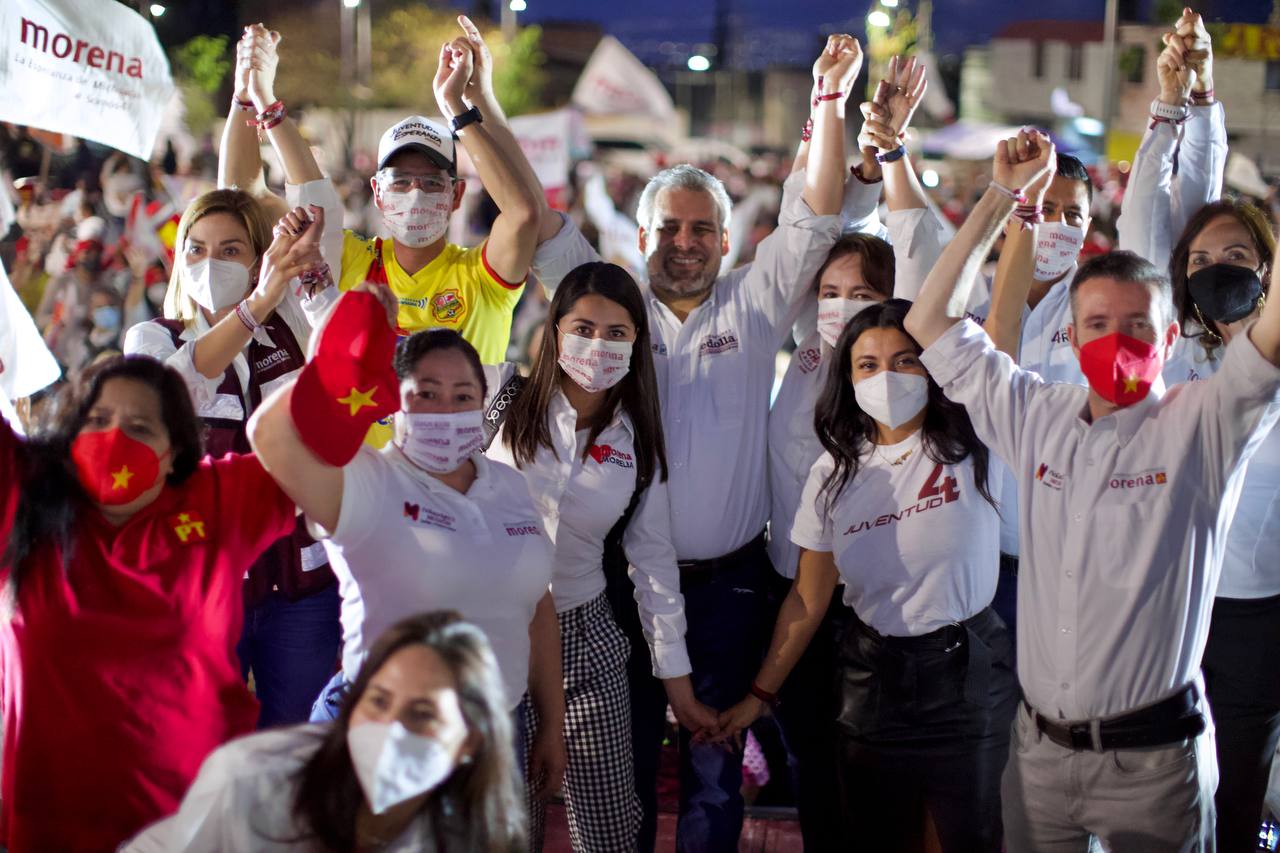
[486,262,716,853]
[248,284,565,799]
[719,299,1016,852]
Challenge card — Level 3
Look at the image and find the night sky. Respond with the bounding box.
[458,0,1274,66]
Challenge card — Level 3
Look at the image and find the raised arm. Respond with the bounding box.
[905,130,1055,348]
[217,28,286,221]
[1116,9,1224,264]
[433,36,543,284]
[804,35,862,216]
[1249,256,1280,365]
[984,167,1054,355]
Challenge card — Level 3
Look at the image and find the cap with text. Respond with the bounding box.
[377,116,456,175]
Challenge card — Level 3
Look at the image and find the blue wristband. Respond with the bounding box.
[875,145,906,164]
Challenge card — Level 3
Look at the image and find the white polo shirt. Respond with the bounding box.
[1161,343,1280,600]
[922,319,1280,719]
[1016,270,1082,385]
[790,433,1001,637]
[532,176,841,560]
[320,444,553,709]
[487,385,691,678]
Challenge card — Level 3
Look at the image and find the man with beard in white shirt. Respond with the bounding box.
[529,35,855,853]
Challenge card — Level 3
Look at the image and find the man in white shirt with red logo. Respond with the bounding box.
[530,35,854,853]
[904,130,1280,850]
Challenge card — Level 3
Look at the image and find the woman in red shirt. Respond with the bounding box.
[0,357,296,847]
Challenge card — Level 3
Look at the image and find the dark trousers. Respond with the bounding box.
[768,573,845,852]
[1203,592,1280,853]
[676,542,776,853]
[237,584,342,728]
[834,607,1018,853]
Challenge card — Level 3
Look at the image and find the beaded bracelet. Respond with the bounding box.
[989,180,1028,205]
[1013,204,1043,230]
[297,263,333,298]
[801,117,814,143]
[248,100,287,131]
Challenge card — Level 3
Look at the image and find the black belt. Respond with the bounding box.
[999,552,1019,575]
[677,531,767,576]
[1029,682,1206,751]
[851,607,997,706]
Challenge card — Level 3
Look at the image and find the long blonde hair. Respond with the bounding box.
[164,189,273,326]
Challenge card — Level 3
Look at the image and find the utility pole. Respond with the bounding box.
[1101,0,1120,144]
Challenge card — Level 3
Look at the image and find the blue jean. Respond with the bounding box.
[237,584,342,728]
[676,547,776,853]
[310,668,351,721]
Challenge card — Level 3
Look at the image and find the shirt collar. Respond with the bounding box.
[385,442,492,498]
[549,385,630,438]
[1077,374,1167,445]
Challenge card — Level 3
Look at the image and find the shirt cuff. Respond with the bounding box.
[778,172,840,234]
[919,318,986,387]
[649,639,692,680]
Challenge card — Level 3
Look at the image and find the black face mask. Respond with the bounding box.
[1187,263,1264,325]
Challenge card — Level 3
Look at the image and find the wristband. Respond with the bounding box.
[1013,204,1043,230]
[800,118,814,143]
[297,263,333,297]
[249,100,287,131]
[749,683,780,709]
[850,163,882,185]
[875,145,906,164]
[1190,88,1214,105]
[989,180,1027,205]
[815,91,844,103]
[232,97,255,113]
[450,105,483,135]
[811,75,824,108]
[1149,98,1189,124]
[234,299,262,333]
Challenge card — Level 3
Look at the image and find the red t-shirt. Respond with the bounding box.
[0,420,295,852]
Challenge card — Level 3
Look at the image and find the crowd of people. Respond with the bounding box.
[1,8,1278,853]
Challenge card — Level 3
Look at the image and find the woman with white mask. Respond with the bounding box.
[123,191,344,730]
[719,300,1016,852]
[247,284,566,805]
[123,610,526,852]
[485,262,718,852]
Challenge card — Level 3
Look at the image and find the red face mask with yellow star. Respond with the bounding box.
[71,428,167,506]
[1078,332,1163,407]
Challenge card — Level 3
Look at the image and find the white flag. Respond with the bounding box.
[572,36,674,120]
[0,260,60,406]
[0,0,175,160]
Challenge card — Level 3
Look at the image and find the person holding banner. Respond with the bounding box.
[225,18,546,377]
[123,191,342,729]
[0,353,299,852]
[529,34,854,853]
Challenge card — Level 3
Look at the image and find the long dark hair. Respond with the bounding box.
[813,299,996,511]
[1168,199,1275,355]
[3,356,203,615]
[503,262,668,487]
[290,611,524,852]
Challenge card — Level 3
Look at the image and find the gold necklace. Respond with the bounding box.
[877,446,913,466]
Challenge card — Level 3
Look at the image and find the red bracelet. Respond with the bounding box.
[234,299,261,333]
[815,91,844,103]
[1014,204,1043,230]
[749,683,780,708]
[811,76,824,108]
[989,180,1028,205]
[232,97,255,113]
[248,100,286,130]
[1190,88,1214,104]
[801,117,814,143]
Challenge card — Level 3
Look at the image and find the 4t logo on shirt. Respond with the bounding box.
[843,463,960,535]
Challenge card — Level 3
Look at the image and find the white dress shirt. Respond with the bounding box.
[532,174,841,560]
[1116,102,1227,267]
[767,204,945,578]
[318,444,553,709]
[122,725,443,852]
[1162,345,1280,599]
[486,381,691,678]
[790,434,1001,636]
[922,319,1280,719]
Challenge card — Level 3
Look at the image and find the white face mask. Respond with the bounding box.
[854,370,929,430]
[347,721,455,815]
[817,297,878,349]
[184,257,252,311]
[397,409,485,473]
[1034,222,1085,281]
[557,332,632,393]
[381,189,451,248]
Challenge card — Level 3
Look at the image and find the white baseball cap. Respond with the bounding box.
[376,116,455,174]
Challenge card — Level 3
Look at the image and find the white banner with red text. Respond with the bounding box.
[0,0,174,160]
